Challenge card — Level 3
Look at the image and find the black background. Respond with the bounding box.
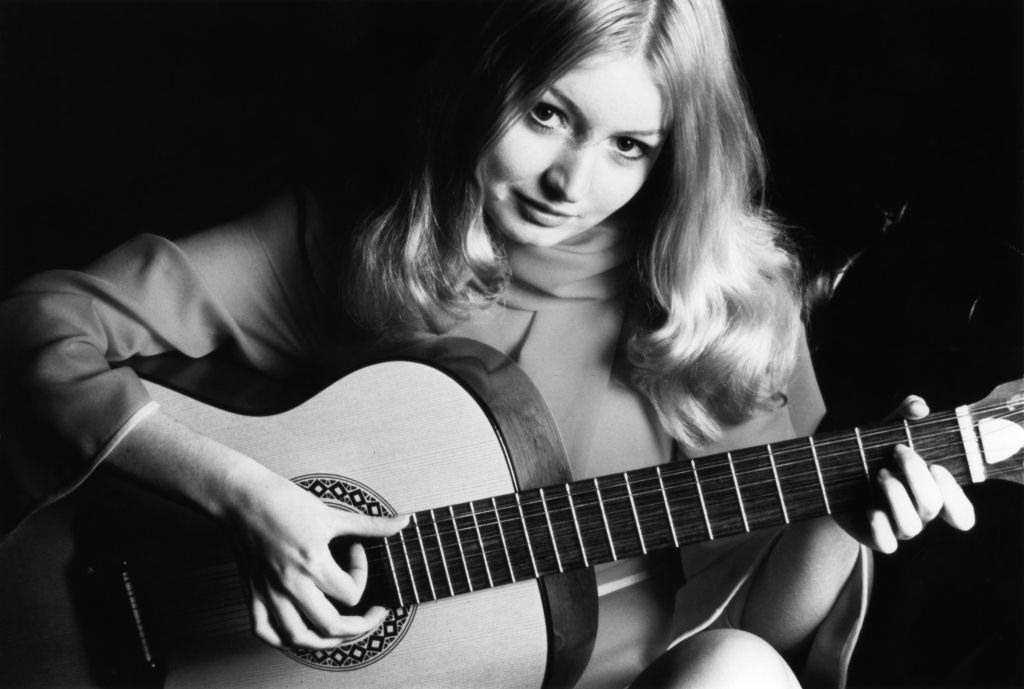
[1,2,1020,287]
[1,2,1021,687]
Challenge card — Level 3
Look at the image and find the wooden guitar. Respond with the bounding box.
[1,338,1022,689]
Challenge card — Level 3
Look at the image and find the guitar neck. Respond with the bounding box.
[365,399,1020,609]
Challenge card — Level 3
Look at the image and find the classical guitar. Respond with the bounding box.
[1,339,1022,689]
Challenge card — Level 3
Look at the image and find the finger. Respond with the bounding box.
[885,395,930,421]
[893,444,943,523]
[291,576,384,638]
[931,464,976,531]
[316,542,368,606]
[250,588,284,647]
[903,396,929,420]
[877,467,923,539]
[867,508,899,554]
[265,583,346,650]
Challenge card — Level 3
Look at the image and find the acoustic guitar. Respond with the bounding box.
[1,338,1022,688]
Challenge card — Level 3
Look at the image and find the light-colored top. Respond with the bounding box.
[0,190,867,688]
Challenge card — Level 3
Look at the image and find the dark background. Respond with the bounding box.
[1,1,1021,687]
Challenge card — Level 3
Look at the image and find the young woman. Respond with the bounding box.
[0,1,975,687]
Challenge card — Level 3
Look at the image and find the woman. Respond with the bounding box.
[0,0,975,687]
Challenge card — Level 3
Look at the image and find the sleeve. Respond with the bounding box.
[0,190,332,536]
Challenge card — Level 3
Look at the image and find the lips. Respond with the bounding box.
[514,193,577,228]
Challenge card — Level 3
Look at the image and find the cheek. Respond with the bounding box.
[482,126,550,188]
[592,165,649,217]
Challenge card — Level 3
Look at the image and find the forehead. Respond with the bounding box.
[547,53,666,133]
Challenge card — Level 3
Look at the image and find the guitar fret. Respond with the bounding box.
[469,502,495,588]
[726,451,750,532]
[655,466,679,547]
[565,485,589,567]
[854,427,870,479]
[538,488,564,573]
[593,478,618,560]
[903,418,915,451]
[382,534,405,608]
[490,497,516,582]
[398,530,422,604]
[449,505,474,593]
[690,459,714,540]
[766,443,790,523]
[514,493,540,578]
[411,514,437,600]
[429,508,455,596]
[623,472,647,554]
[808,437,831,515]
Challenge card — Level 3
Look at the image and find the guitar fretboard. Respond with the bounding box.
[365,410,975,608]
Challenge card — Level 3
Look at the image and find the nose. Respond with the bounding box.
[541,145,596,204]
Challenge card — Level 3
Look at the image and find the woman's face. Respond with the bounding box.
[480,53,666,248]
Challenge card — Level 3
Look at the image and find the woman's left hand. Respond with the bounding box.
[838,395,976,553]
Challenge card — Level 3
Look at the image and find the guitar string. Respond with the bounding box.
[118,455,1024,635]
[221,406,1015,596]
[383,408,1021,544]
[121,451,1024,638]
[370,412,1024,582]
[379,452,1022,601]
[132,444,1006,635]
[115,404,1024,611]
[128,404,1019,588]
[401,405,1016,522]
[377,474,998,593]
[151,429,1022,611]
[133,409,1022,598]
[536,406,1019,512]
[355,409,968,546]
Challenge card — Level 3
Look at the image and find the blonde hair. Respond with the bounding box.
[348,0,803,447]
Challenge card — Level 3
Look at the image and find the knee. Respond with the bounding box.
[632,629,800,689]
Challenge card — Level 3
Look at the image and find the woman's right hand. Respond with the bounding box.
[224,469,408,649]
[107,410,408,651]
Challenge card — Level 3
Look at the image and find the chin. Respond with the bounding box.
[495,219,584,248]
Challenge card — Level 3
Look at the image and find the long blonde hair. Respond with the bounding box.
[348,0,803,447]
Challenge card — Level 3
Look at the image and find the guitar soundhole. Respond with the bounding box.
[285,474,417,671]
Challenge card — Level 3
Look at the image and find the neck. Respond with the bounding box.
[364,408,984,607]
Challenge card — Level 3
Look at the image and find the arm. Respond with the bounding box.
[1,190,403,648]
[0,192,322,522]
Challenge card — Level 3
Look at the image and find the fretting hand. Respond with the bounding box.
[838,395,976,553]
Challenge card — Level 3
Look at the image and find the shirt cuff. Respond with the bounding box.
[93,400,161,463]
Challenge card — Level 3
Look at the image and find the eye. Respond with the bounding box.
[614,137,647,160]
[528,103,565,130]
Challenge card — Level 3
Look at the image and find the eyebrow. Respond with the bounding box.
[548,86,666,139]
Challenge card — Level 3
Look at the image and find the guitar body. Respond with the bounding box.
[4,334,1022,689]
[0,339,598,689]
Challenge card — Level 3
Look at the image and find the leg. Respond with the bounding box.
[630,629,800,689]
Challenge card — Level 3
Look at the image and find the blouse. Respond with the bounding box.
[0,190,868,688]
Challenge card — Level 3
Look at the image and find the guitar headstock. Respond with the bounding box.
[967,379,1024,485]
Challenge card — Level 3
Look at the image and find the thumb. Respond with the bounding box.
[329,510,410,538]
[884,395,929,422]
